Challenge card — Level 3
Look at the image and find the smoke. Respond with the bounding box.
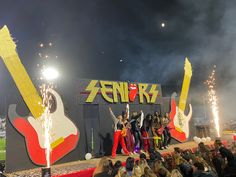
[0,0,236,121]
[118,1,236,121]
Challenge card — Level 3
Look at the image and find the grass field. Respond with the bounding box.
[0,138,6,161]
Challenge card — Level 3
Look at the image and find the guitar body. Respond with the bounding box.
[169,93,192,142]
[168,58,193,142]
[0,26,79,165]
[8,89,79,165]
[173,107,192,139]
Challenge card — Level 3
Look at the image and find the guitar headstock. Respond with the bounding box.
[184,57,192,77]
[0,25,17,58]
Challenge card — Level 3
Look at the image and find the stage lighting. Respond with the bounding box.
[42,67,59,81]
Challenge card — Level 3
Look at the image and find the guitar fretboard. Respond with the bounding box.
[0,26,44,118]
[2,54,44,118]
[178,58,192,112]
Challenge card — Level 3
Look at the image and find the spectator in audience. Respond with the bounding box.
[152,160,162,175]
[148,153,157,169]
[157,167,171,177]
[133,165,142,177]
[126,157,135,176]
[112,160,122,177]
[115,166,126,177]
[139,158,150,175]
[140,153,147,161]
[170,169,183,177]
[192,162,214,177]
[198,142,211,164]
[93,157,113,177]
[93,138,236,177]
[143,166,158,177]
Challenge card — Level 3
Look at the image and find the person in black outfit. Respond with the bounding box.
[130,111,143,152]
[162,113,171,148]
[141,114,153,152]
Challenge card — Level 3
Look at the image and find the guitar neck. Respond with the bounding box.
[178,75,191,111]
[2,52,44,118]
[178,58,192,112]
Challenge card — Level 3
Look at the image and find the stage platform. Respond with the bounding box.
[6,141,216,177]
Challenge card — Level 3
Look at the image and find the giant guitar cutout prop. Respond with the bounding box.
[168,58,192,142]
[0,26,79,165]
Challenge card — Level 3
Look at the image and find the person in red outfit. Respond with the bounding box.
[109,107,130,158]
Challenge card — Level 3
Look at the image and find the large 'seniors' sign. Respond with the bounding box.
[84,80,161,104]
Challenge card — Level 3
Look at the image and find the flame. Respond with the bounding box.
[40,83,53,168]
[205,66,220,137]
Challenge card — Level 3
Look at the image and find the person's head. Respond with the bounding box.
[154,111,161,116]
[117,115,123,121]
[114,160,122,169]
[179,163,193,176]
[149,153,156,161]
[193,162,204,172]
[132,111,138,117]
[219,146,236,165]
[113,160,122,176]
[133,165,142,177]
[94,157,112,175]
[126,122,131,128]
[165,112,169,117]
[158,167,168,177]
[154,151,163,161]
[139,159,149,174]
[117,166,127,177]
[146,114,153,121]
[170,169,183,177]
[126,157,135,172]
[107,159,114,174]
[152,160,162,174]
[198,142,204,149]
[140,153,146,160]
[144,167,157,177]
[198,142,207,152]
[174,147,181,154]
[122,111,127,119]
[214,139,222,149]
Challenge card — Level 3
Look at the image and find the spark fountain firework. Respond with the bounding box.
[38,42,57,176]
[40,83,53,177]
[205,65,220,138]
[40,84,53,168]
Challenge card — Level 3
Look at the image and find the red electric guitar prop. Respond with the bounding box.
[0,25,79,165]
[168,58,192,142]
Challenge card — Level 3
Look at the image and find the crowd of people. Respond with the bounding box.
[93,140,236,177]
[109,105,171,158]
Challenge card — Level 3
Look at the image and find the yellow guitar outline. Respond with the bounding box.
[0,25,44,119]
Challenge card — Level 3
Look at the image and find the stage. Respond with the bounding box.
[6,141,216,177]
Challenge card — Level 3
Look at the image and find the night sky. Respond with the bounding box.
[0,0,236,120]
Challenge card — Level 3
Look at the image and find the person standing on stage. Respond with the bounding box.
[123,104,135,153]
[130,110,144,153]
[109,107,130,158]
[152,112,164,150]
[162,112,171,148]
[141,113,153,152]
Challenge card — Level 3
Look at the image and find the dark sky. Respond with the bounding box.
[0,0,236,120]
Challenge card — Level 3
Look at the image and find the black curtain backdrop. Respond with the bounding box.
[5,79,168,172]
